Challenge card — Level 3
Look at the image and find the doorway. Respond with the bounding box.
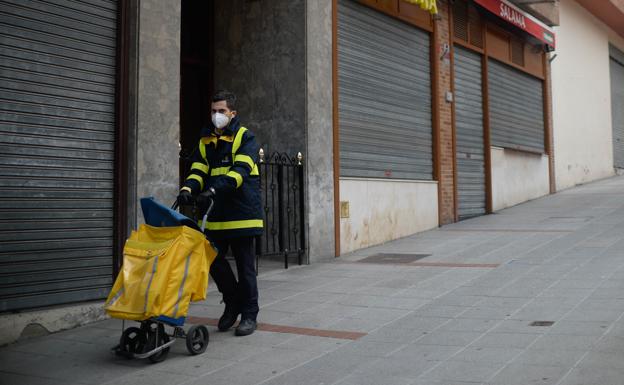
[180,0,214,184]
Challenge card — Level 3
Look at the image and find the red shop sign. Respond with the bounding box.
[473,0,556,49]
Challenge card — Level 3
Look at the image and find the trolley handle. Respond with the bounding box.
[171,194,215,233]
[197,194,215,233]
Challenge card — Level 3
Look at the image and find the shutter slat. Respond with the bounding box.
[0,0,117,312]
[455,46,485,220]
[489,59,545,153]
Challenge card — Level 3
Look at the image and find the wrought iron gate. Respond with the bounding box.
[257,150,306,268]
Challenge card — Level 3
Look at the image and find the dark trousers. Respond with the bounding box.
[209,236,259,321]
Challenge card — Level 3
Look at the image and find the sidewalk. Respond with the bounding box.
[3,175,624,385]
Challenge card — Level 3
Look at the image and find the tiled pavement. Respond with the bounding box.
[4,176,624,385]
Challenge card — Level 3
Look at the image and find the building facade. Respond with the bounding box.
[551,0,624,190]
[1,0,623,343]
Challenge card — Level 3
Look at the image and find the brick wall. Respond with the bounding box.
[435,0,457,225]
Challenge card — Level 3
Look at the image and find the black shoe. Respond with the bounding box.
[217,304,240,331]
[235,318,257,336]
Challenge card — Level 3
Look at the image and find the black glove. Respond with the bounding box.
[196,187,216,210]
[176,190,193,206]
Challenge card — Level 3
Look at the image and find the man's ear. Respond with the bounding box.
[230,110,237,117]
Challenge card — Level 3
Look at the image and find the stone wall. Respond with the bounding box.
[133,0,182,222]
[213,0,306,157]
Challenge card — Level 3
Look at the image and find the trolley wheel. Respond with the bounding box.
[145,323,170,363]
[186,325,209,355]
[119,327,146,356]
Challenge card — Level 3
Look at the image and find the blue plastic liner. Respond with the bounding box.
[140,197,200,231]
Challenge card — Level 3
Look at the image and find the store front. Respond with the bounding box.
[451,0,554,216]
[336,0,438,253]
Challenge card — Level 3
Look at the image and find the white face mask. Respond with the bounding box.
[211,112,231,129]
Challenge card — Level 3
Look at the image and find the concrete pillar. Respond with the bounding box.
[306,0,336,262]
[131,0,181,224]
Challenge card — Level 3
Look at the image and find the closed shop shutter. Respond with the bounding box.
[454,46,485,220]
[610,45,624,169]
[0,0,117,311]
[338,0,432,180]
[488,59,544,153]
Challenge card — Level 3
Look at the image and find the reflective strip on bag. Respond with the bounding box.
[172,253,192,318]
[143,255,160,313]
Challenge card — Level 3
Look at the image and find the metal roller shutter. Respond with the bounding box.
[0,0,117,312]
[488,59,544,153]
[338,0,432,180]
[454,46,485,220]
[610,45,624,169]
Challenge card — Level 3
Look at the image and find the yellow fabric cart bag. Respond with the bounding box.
[105,224,217,321]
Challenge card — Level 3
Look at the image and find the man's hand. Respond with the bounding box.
[176,190,193,206]
[196,187,216,210]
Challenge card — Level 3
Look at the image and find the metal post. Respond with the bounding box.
[297,152,305,265]
[277,162,286,269]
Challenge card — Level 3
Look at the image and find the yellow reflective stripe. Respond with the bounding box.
[210,167,230,176]
[232,127,248,155]
[200,219,264,231]
[251,164,259,176]
[234,154,255,170]
[191,162,209,174]
[180,186,192,193]
[199,140,207,161]
[226,170,243,188]
[218,135,234,142]
[186,174,204,190]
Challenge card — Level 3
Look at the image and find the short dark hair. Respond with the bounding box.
[212,90,237,111]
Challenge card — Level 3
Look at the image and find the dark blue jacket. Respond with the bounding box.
[182,116,263,239]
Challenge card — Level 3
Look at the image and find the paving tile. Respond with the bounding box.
[436,318,499,333]
[388,313,449,328]
[414,304,471,318]
[546,320,611,336]
[103,369,195,385]
[324,317,385,333]
[489,319,549,334]
[459,306,517,320]
[353,357,442,379]
[415,331,482,347]
[335,373,413,385]
[0,372,79,385]
[470,332,541,349]
[332,339,407,358]
[486,363,570,385]
[563,308,624,322]
[576,351,624,370]
[558,367,624,385]
[146,356,232,378]
[275,335,348,352]
[448,346,525,364]
[185,361,283,385]
[419,360,503,383]
[390,343,463,361]
[511,348,586,367]
[349,307,413,322]
[528,334,600,351]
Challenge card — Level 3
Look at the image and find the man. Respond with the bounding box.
[177,90,262,336]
